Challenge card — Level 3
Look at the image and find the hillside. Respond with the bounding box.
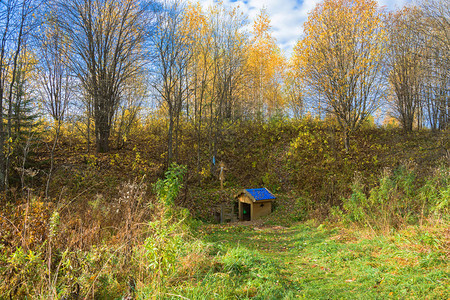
[44,119,449,222]
[0,119,449,298]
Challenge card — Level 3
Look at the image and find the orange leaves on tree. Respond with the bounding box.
[247,9,286,117]
[293,0,386,150]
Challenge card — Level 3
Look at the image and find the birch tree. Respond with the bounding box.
[151,0,191,166]
[386,7,425,132]
[247,9,284,118]
[294,0,386,150]
[417,0,449,130]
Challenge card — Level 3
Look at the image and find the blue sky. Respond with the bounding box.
[199,0,411,57]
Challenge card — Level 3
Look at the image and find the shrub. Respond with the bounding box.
[0,163,206,299]
[335,164,449,231]
[419,166,449,217]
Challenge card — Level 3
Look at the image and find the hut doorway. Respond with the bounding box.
[241,203,251,221]
[236,188,276,221]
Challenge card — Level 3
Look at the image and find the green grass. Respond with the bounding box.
[164,222,449,299]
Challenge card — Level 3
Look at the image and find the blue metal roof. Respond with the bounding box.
[246,188,276,201]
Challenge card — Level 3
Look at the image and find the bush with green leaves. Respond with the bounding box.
[419,166,449,217]
[154,163,187,208]
[335,164,449,231]
[0,163,204,299]
[136,163,197,296]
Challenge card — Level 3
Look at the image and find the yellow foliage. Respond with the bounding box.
[247,9,286,116]
[382,115,400,128]
[293,0,386,137]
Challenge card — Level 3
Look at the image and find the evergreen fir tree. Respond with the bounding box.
[7,58,41,189]
[11,60,40,143]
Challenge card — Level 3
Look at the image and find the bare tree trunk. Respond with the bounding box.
[94,95,112,153]
[87,99,91,153]
[116,108,125,149]
[46,121,61,198]
[0,9,10,189]
[5,7,26,189]
[167,106,174,167]
[343,127,350,152]
[95,118,111,153]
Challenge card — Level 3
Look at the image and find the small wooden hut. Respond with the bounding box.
[236,188,276,221]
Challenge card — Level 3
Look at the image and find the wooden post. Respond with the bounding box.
[219,161,226,189]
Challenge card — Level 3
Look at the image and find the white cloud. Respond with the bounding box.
[378,0,408,10]
[196,0,411,57]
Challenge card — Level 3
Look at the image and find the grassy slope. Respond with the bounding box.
[2,121,449,298]
[185,121,449,222]
[43,122,450,299]
[40,120,448,217]
[170,222,449,299]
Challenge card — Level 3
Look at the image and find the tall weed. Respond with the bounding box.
[419,166,450,217]
[135,163,194,296]
[335,164,449,231]
[0,163,206,299]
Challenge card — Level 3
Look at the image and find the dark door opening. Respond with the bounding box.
[242,203,251,221]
